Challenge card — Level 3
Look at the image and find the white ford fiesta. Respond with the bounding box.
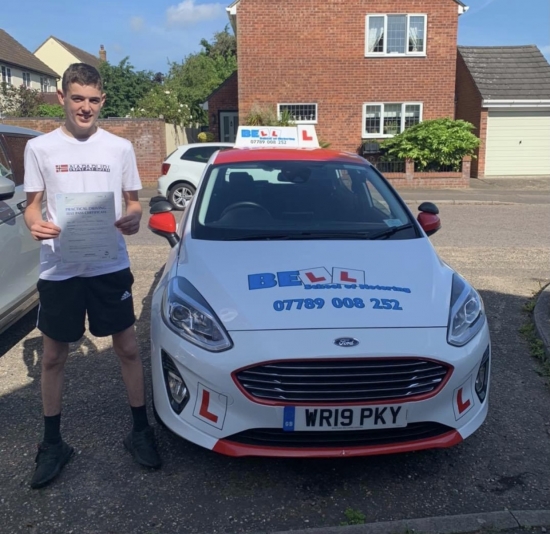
[147,126,490,458]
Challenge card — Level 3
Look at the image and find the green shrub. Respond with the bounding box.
[243,104,295,126]
[37,104,65,118]
[380,118,480,171]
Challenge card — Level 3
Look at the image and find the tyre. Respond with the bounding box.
[168,183,196,210]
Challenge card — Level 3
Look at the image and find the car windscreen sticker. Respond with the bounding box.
[193,383,228,430]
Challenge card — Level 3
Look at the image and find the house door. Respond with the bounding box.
[220,112,238,143]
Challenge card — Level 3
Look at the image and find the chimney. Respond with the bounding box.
[99,44,107,62]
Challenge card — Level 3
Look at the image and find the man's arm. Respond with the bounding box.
[115,190,142,235]
[24,191,61,241]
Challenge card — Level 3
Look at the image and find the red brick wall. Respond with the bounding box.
[236,0,459,152]
[0,118,166,185]
[455,51,485,177]
[208,72,239,141]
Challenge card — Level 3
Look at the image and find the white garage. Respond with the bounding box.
[485,109,550,176]
[458,45,550,178]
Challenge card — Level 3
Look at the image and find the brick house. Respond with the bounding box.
[205,0,467,152]
[455,46,550,178]
[0,29,59,101]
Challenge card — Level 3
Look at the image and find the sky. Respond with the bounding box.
[2,0,549,74]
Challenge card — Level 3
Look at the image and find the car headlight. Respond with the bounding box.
[162,277,232,352]
[447,273,485,347]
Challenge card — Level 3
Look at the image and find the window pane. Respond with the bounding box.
[383,104,402,135]
[279,104,317,122]
[364,105,381,134]
[368,16,384,53]
[387,15,407,54]
[181,146,218,163]
[409,16,425,53]
[404,105,421,129]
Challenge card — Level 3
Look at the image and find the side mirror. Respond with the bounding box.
[0,176,15,202]
[149,199,173,214]
[149,195,169,208]
[417,212,441,236]
[148,212,180,248]
[418,202,439,215]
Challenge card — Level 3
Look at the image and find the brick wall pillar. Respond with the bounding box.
[405,159,414,181]
[462,156,471,180]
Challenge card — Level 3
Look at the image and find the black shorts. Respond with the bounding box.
[37,268,136,343]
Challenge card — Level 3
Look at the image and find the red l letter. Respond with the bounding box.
[302,130,313,141]
[199,390,218,423]
[457,388,471,414]
[306,272,326,283]
[341,271,357,283]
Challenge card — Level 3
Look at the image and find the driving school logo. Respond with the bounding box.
[55,164,111,173]
[248,267,411,294]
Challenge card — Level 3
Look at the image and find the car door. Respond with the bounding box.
[0,133,41,331]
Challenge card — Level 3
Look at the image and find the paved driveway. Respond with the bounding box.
[1,201,549,534]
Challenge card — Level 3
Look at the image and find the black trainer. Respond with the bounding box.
[123,426,162,469]
[30,440,74,489]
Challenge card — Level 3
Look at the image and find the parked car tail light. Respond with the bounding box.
[161,163,171,175]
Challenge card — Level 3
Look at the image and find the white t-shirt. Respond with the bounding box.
[24,127,142,280]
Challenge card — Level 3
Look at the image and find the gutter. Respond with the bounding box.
[483,99,550,108]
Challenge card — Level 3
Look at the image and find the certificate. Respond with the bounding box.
[56,192,118,263]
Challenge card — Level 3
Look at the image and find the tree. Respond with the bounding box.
[380,118,481,171]
[37,103,65,118]
[134,27,237,126]
[0,83,44,117]
[98,58,155,118]
[200,25,237,59]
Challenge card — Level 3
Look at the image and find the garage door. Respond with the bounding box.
[485,110,550,176]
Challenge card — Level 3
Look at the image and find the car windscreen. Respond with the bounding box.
[191,160,417,241]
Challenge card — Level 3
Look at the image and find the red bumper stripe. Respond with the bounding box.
[212,430,463,458]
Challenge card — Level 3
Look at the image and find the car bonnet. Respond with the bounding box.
[175,237,452,331]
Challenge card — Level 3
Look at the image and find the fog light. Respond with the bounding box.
[475,346,490,402]
[167,371,188,404]
[161,350,189,414]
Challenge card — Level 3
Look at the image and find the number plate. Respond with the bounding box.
[283,405,407,432]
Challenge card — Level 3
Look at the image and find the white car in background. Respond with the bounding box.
[157,142,233,210]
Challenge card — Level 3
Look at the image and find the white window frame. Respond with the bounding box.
[1,65,12,85]
[22,72,31,88]
[278,103,318,124]
[365,14,427,57]
[362,102,423,138]
[40,77,51,92]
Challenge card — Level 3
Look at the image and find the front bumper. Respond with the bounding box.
[151,311,490,458]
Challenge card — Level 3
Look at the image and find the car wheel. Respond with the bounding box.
[168,183,196,210]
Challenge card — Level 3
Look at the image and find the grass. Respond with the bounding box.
[519,291,550,379]
[341,507,366,526]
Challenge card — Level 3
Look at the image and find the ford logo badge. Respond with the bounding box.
[335,338,359,347]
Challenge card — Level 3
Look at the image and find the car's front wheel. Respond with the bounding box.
[168,182,196,210]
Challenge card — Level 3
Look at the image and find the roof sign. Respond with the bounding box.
[235,125,320,149]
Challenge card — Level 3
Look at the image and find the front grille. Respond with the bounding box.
[235,358,450,404]
[225,422,452,449]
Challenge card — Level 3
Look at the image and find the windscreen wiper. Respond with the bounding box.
[225,232,372,241]
[368,223,415,240]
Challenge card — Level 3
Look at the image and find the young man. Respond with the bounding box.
[24,63,161,490]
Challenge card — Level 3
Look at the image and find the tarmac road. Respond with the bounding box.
[0,193,549,534]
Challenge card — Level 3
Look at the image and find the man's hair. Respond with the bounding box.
[62,63,103,93]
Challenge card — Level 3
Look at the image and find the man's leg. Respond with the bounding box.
[112,326,145,408]
[31,277,84,490]
[31,335,74,489]
[113,326,161,469]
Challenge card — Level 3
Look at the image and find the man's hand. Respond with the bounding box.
[115,212,141,235]
[30,220,61,241]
